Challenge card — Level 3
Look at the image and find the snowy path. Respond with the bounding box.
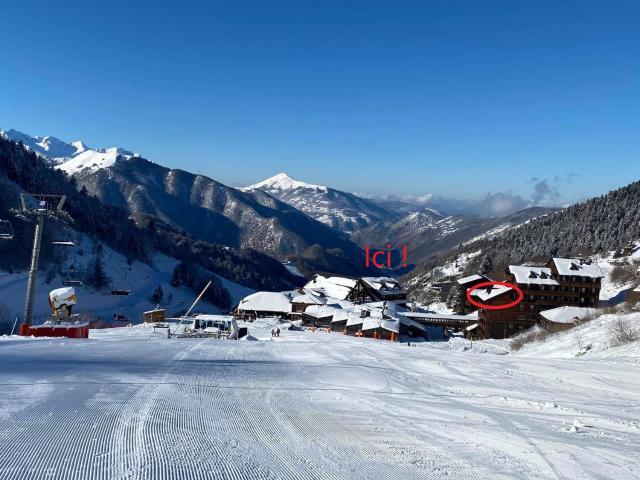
[0,325,638,479]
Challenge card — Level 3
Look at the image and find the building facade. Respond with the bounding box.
[476,258,603,339]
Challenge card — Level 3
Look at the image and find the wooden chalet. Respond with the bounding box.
[302,305,338,327]
[474,283,534,339]
[236,291,292,319]
[290,291,326,320]
[457,273,491,313]
[477,257,604,339]
[347,277,407,305]
[545,258,603,307]
[142,308,166,323]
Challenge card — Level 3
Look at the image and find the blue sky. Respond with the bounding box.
[1,0,638,204]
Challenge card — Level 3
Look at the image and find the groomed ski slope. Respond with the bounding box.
[0,321,638,480]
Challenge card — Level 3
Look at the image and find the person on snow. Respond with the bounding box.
[271,329,275,338]
[276,327,280,337]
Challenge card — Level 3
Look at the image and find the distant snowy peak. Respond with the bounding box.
[244,173,401,233]
[0,127,137,172]
[56,147,135,175]
[245,173,328,192]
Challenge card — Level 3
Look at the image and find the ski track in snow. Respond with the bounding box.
[0,323,638,480]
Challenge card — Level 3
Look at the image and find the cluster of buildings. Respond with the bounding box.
[458,257,605,338]
[234,256,628,342]
[235,275,432,341]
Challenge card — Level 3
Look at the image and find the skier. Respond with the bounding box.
[276,327,280,337]
[271,328,275,338]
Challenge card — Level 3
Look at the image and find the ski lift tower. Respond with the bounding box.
[12,194,73,334]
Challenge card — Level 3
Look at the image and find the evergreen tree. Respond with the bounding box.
[88,255,109,290]
[479,255,493,276]
[152,284,163,303]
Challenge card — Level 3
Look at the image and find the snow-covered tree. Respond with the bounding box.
[479,255,493,275]
[446,283,466,313]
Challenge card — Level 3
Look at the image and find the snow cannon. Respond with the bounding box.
[48,287,78,321]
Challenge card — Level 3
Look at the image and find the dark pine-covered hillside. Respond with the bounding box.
[0,137,303,307]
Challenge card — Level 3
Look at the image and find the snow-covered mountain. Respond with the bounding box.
[0,128,137,168]
[244,173,402,233]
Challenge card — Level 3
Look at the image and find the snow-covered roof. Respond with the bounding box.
[466,323,478,332]
[457,274,486,285]
[143,308,166,314]
[361,277,406,294]
[400,311,476,321]
[470,284,513,301]
[550,258,604,279]
[291,292,326,305]
[194,314,233,321]
[237,291,292,313]
[540,306,597,324]
[508,265,559,286]
[304,275,356,300]
[346,310,365,327]
[361,315,426,334]
[632,286,640,293]
[331,309,350,323]
[304,305,339,319]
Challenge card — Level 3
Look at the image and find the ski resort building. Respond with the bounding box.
[456,273,491,313]
[290,291,326,320]
[347,277,407,305]
[472,283,533,339]
[302,305,339,327]
[474,257,604,339]
[236,291,292,319]
[539,306,597,333]
[304,275,357,300]
[545,258,603,306]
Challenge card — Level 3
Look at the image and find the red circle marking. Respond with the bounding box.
[466,281,523,310]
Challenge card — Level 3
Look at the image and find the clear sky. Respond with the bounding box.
[1,0,638,205]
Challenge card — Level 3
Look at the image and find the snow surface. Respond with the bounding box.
[56,147,135,174]
[0,321,638,478]
[540,306,598,324]
[516,310,640,358]
[0,235,251,324]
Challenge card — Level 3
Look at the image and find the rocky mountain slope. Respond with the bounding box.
[61,159,367,276]
[0,136,303,308]
[405,180,640,299]
[244,173,400,233]
[352,206,553,271]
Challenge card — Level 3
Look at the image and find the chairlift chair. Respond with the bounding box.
[63,279,83,287]
[111,288,131,296]
[0,220,13,240]
[52,240,77,247]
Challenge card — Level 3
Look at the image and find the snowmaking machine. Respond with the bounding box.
[48,287,78,321]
